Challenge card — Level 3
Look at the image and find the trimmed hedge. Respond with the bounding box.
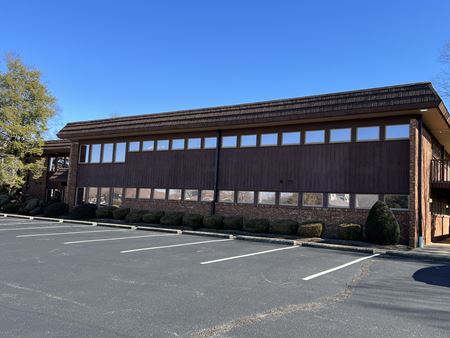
[125,210,146,223]
[337,223,362,241]
[203,215,223,229]
[142,211,164,224]
[71,203,97,220]
[365,201,400,244]
[43,202,69,217]
[183,214,204,229]
[96,206,116,219]
[160,212,184,226]
[0,194,9,207]
[112,208,130,220]
[269,219,298,235]
[243,218,270,233]
[223,216,243,230]
[29,206,43,216]
[1,203,22,214]
[297,222,323,238]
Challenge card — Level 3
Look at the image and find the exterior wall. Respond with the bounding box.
[409,118,418,247]
[122,199,213,215]
[25,161,48,200]
[432,214,450,239]
[66,142,80,208]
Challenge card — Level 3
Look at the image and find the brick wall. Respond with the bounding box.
[66,142,80,208]
[409,118,419,247]
[122,199,213,215]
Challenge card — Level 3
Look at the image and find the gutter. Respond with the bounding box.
[418,116,424,248]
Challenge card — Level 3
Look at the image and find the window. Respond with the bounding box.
[260,133,278,146]
[142,141,154,151]
[303,193,323,207]
[330,128,351,143]
[102,143,113,163]
[90,144,101,163]
[62,157,70,168]
[156,140,169,151]
[128,141,140,152]
[282,132,301,145]
[219,190,234,203]
[76,187,86,205]
[171,139,185,150]
[384,195,409,210]
[187,138,201,149]
[48,157,57,172]
[356,194,379,209]
[386,124,409,140]
[139,188,151,199]
[112,188,123,207]
[168,189,182,200]
[87,187,98,204]
[115,142,126,162]
[153,188,167,200]
[222,136,237,148]
[125,188,137,199]
[357,126,379,141]
[99,187,110,206]
[328,193,350,208]
[305,130,325,144]
[204,137,217,149]
[201,190,214,201]
[79,145,90,163]
[240,135,257,147]
[279,192,299,206]
[184,189,199,201]
[258,191,276,205]
[237,191,254,204]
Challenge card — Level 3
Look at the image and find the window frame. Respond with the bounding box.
[384,194,409,210]
[355,194,379,209]
[302,192,324,208]
[260,133,278,147]
[356,126,380,142]
[187,138,201,150]
[142,140,155,151]
[221,136,237,148]
[279,192,299,206]
[114,142,126,163]
[171,139,185,151]
[125,188,137,199]
[328,193,351,209]
[90,144,102,163]
[237,191,255,204]
[385,124,410,140]
[184,189,199,201]
[204,137,217,149]
[240,135,257,148]
[153,188,167,200]
[156,140,169,151]
[79,144,90,164]
[201,190,214,202]
[128,141,141,152]
[329,128,351,143]
[257,191,276,205]
[138,188,152,199]
[305,130,325,144]
[219,190,235,203]
[281,131,301,146]
[168,189,182,200]
[102,143,114,163]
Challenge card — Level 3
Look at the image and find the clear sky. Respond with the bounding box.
[0,0,449,138]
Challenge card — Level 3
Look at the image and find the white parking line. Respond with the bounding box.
[0,225,93,232]
[302,254,380,281]
[16,229,128,238]
[0,221,57,226]
[200,245,299,265]
[64,233,179,244]
[121,238,234,253]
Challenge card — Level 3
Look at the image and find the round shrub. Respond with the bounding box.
[29,206,43,216]
[365,201,400,244]
[43,202,69,217]
[243,218,270,233]
[337,223,362,241]
[125,210,146,223]
[24,198,41,212]
[203,215,223,229]
[96,206,116,219]
[71,203,97,220]
[269,219,298,235]
[297,222,323,238]
[183,214,204,229]
[223,216,243,230]
[0,194,10,207]
[112,207,130,220]
[1,203,22,214]
[160,212,184,226]
[142,211,165,224]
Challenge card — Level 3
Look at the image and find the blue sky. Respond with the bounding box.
[0,0,449,138]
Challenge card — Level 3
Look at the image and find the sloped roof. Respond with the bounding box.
[43,139,71,154]
[57,82,444,140]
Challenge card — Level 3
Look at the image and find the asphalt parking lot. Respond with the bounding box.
[0,217,449,338]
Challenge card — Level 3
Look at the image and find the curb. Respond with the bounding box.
[236,235,295,246]
[384,250,450,262]
[183,230,234,239]
[297,241,376,254]
[137,225,181,234]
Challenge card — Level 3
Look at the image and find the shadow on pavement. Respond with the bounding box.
[413,265,450,288]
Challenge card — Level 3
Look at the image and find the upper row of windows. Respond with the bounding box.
[79,124,410,164]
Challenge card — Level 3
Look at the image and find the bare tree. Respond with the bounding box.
[437,41,450,99]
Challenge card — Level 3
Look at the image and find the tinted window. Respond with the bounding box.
[91,144,101,163]
[142,141,154,151]
[99,187,110,206]
[240,135,257,147]
[219,190,234,203]
[79,145,90,163]
[139,188,151,199]
[125,188,137,199]
[102,143,113,163]
[303,193,323,207]
[87,187,98,204]
[168,189,182,200]
[157,140,169,151]
[115,143,126,162]
[330,128,351,143]
[356,194,379,209]
[48,157,57,172]
[386,124,409,140]
[204,137,217,149]
[222,136,237,148]
[171,139,185,150]
[385,195,409,209]
[201,190,214,202]
[128,141,140,152]
[187,138,201,149]
[184,189,199,201]
[357,126,379,141]
[279,192,298,206]
[112,188,123,207]
[260,133,278,146]
[76,187,86,205]
[328,193,350,208]
[153,188,166,200]
[305,130,325,144]
[258,191,276,205]
[237,191,254,204]
[281,132,301,145]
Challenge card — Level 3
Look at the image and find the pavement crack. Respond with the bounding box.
[187,260,373,338]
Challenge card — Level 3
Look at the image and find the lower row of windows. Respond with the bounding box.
[76,187,409,210]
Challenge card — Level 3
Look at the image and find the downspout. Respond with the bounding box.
[211,130,222,215]
[418,116,424,248]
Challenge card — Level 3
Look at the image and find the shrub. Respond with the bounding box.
[269,219,298,235]
[29,206,43,216]
[24,198,42,212]
[142,211,165,224]
[96,206,116,219]
[365,201,400,244]
[125,210,146,223]
[0,194,10,207]
[160,212,184,226]
[112,208,130,220]
[222,216,243,230]
[337,223,362,241]
[183,214,204,229]
[297,222,323,238]
[43,202,69,217]
[71,204,97,220]
[243,218,270,233]
[203,215,223,229]
[1,203,22,214]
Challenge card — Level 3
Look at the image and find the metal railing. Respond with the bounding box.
[431,159,450,183]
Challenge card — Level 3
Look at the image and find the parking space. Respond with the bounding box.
[0,217,449,337]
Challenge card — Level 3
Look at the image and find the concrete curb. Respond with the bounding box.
[236,235,295,246]
[183,230,234,239]
[297,241,376,254]
[384,250,450,262]
[137,226,181,234]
